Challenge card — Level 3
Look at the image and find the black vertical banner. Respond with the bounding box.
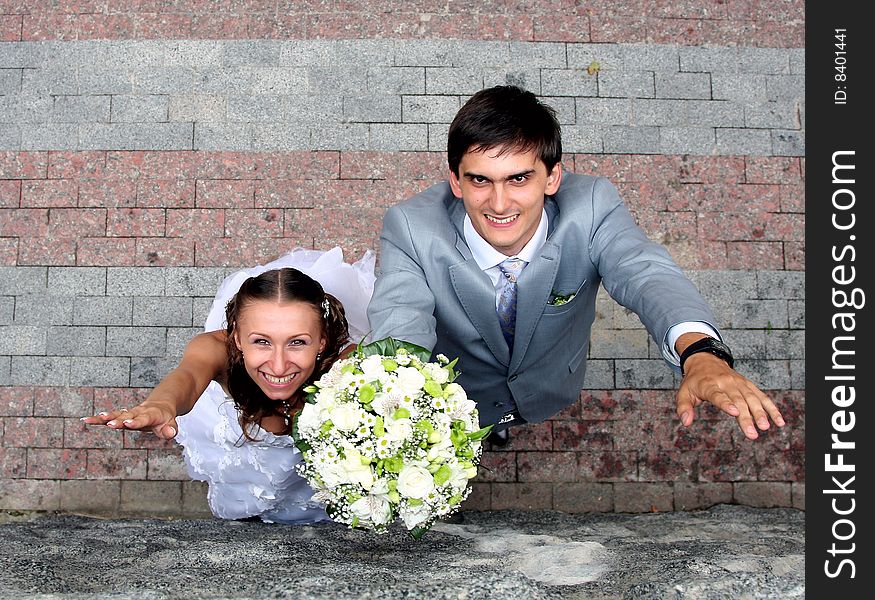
[806,3,871,597]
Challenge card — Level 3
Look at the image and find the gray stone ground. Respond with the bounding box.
[0,504,804,600]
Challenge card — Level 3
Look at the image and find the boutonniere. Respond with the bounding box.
[548,290,576,306]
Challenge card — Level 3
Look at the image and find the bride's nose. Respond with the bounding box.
[269,349,289,373]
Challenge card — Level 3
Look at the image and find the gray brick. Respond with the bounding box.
[194,123,252,151]
[689,270,757,300]
[402,95,460,123]
[46,326,106,356]
[737,47,791,74]
[250,123,311,150]
[10,356,71,385]
[168,94,226,122]
[788,299,804,329]
[107,268,165,296]
[509,42,566,68]
[164,41,225,68]
[308,123,369,151]
[589,329,649,359]
[107,326,167,357]
[655,72,711,100]
[771,130,804,156]
[766,75,804,101]
[77,69,134,95]
[562,124,603,153]
[166,327,201,360]
[575,98,632,124]
[166,268,227,297]
[483,69,541,94]
[659,127,716,155]
[132,67,198,95]
[722,329,766,360]
[616,359,675,389]
[451,41,513,68]
[425,67,483,95]
[0,325,47,355]
[789,49,805,75]
[133,297,193,327]
[0,69,21,95]
[111,95,169,123]
[343,95,401,123]
[192,298,213,327]
[541,69,599,97]
[0,356,10,385]
[73,297,133,326]
[745,102,800,129]
[282,95,343,122]
[789,359,804,390]
[222,39,282,66]
[367,67,425,95]
[368,124,428,151]
[427,123,449,152]
[603,126,659,154]
[764,329,804,360]
[756,271,804,300]
[79,123,194,151]
[230,67,308,95]
[582,358,613,389]
[227,95,283,123]
[92,41,165,70]
[68,356,131,386]
[21,68,78,95]
[393,40,465,67]
[598,71,654,98]
[0,125,20,149]
[679,47,739,74]
[540,96,576,125]
[20,124,79,150]
[0,94,52,124]
[130,356,174,387]
[307,67,367,95]
[48,267,106,295]
[568,43,680,72]
[725,298,788,329]
[280,40,395,67]
[14,296,73,326]
[635,99,744,127]
[0,41,50,68]
[735,359,791,390]
[711,75,768,103]
[716,128,772,156]
[0,297,13,325]
[0,267,47,295]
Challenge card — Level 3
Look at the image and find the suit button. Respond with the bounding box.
[509,374,518,382]
[493,401,503,407]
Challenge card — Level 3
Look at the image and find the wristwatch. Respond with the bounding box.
[679,337,734,375]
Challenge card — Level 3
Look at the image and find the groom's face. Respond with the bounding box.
[449,146,562,257]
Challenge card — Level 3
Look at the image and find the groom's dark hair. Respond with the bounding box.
[447,85,562,176]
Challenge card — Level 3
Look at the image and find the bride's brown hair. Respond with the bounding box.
[223,267,350,439]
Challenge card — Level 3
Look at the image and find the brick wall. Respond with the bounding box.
[0,0,805,516]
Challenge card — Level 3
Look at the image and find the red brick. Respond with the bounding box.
[21,179,79,208]
[552,420,614,451]
[784,242,803,270]
[124,429,178,450]
[638,450,698,482]
[0,238,17,264]
[0,387,34,416]
[134,13,193,38]
[3,208,51,237]
[579,390,640,420]
[93,388,151,414]
[194,152,340,180]
[1,14,22,41]
[146,447,188,480]
[533,14,590,42]
[285,207,384,259]
[756,449,804,481]
[4,416,64,448]
[65,417,124,449]
[254,180,321,209]
[0,447,26,477]
[340,151,444,181]
[724,241,784,270]
[0,153,47,179]
[590,16,647,43]
[189,14,249,38]
[87,448,148,479]
[674,482,732,510]
[136,238,195,266]
[76,237,138,266]
[46,151,108,179]
[27,448,88,478]
[79,179,138,208]
[779,183,804,213]
[517,451,577,482]
[224,208,284,237]
[613,417,677,451]
[508,420,552,451]
[698,448,759,482]
[571,154,634,182]
[195,179,254,208]
[166,208,224,238]
[33,387,94,417]
[194,237,295,267]
[577,451,638,481]
[0,180,21,208]
[137,179,196,208]
[22,13,77,40]
[46,208,106,236]
[475,451,516,482]
[745,157,803,185]
[76,13,137,38]
[18,235,77,265]
[491,482,552,510]
[0,479,60,510]
[614,481,673,512]
[733,481,792,507]
[107,208,166,237]
[459,481,491,511]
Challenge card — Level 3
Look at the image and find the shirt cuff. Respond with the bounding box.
[662,322,721,366]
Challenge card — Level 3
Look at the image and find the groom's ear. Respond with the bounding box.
[448,169,463,199]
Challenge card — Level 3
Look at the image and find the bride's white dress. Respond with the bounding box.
[175,247,376,523]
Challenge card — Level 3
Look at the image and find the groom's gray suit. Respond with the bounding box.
[368,172,718,427]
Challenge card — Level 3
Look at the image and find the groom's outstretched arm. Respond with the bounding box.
[83,330,229,439]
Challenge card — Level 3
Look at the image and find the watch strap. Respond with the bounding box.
[679,337,734,375]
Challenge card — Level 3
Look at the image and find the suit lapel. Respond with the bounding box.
[510,240,560,371]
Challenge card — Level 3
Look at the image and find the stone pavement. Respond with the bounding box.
[0,504,804,599]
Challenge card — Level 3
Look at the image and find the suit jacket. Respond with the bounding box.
[368,172,718,427]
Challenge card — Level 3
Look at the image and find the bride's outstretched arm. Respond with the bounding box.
[82,330,229,439]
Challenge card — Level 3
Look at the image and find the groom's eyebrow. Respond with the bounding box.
[463,168,535,182]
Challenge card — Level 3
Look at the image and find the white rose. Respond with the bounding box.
[396,464,434,499]
[399,503,431,529]
[384,417,413,442]
[395,366,426,396]
[329,403,360,432]
[422,362,449,385]
[360,355,387,380]
[444,383,467,402]
[340,450,374,490]
[295,403,322,437]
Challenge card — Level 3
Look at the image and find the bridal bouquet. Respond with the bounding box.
[293,338,492,539]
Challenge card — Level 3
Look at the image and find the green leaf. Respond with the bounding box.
[358,337,432,363]
[423,380,443,398]
[409,525,429,540]
[467,424,494,441]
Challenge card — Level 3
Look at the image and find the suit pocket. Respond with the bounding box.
[543,278,588,315]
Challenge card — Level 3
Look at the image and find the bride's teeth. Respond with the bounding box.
[264,373,294,384]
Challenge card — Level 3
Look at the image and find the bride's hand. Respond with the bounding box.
[83,402,179,440]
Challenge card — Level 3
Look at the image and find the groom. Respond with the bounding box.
[366,85,784,445]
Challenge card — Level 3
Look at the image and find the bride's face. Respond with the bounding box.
[233,299,327,402]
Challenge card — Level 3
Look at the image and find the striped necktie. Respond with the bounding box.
[496,258,526,349]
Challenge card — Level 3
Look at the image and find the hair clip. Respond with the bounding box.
[322,298,330,319]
